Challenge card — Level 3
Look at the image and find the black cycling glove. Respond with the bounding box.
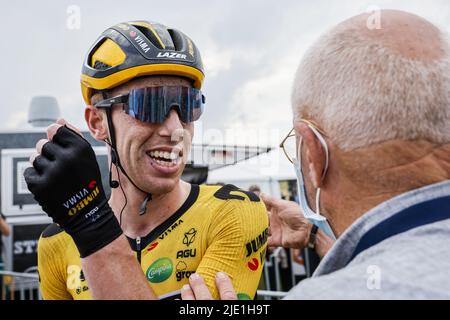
[24,126,123,257]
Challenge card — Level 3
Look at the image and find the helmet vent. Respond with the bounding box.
[134,25,164,50]
[168,29,185,52]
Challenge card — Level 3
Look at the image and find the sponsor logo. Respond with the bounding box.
[88,180,96,188]
[146,258,173,283]
[75,269,89,294]
[67,265,89,292]
[159,219,184,240]
[80,270,85,282]
[134,35,150,53]
[156,52,187,60]
[129,30,137,38]
[183,228,197,247]
[247,258,259,271]
[76,286,89,295]
[176,249,197,259]
[13,240,38,255]
[237,293,251,300]
[63,181,100,216]
[147,242,159,252]
[177,261,187,271]
[175,261,195,282]
[245,228,269,257]
[259,246,267,264]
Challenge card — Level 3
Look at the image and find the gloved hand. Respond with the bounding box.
[24,125,123,257]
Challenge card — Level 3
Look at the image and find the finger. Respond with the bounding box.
[23,167,41,192]
[181,284,196,300]
[188,273,212,300]
[32,155,51,174]
[215,272,237,300]
[41,141,60,160]
[29,152,39,165]
[57,119,83,137]
[52,126,86,148]
[268,235,280,248]
[46,123,63,141]
[56,118,66,126]
[36,139,49,154]
[260,193,278,210]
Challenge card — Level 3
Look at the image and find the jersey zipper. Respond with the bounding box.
[136,236,142,264]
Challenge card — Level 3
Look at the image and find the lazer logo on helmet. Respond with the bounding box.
[63,180,100,216]
[157,52,187,60]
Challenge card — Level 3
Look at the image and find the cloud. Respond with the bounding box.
[1,0,449,147]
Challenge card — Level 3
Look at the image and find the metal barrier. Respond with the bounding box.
[0,270,41,300]
[256,290,288,299]
[0,269,288,300]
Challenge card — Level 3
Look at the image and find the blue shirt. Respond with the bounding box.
[285,180,450,299]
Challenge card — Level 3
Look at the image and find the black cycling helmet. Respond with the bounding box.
[81,20,204,104]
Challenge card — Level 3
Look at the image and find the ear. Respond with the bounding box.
[294,121,327,188]
[85,106,109,141]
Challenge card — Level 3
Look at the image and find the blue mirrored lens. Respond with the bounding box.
[125,86,204,124]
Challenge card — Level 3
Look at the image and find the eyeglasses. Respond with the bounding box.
[279,120,326,164]
[94,86,205,124]
[280,128,296,164]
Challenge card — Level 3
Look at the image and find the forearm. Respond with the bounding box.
[82,235,157,300]
[0,219,10,236]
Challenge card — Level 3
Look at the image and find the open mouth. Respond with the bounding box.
[146,149,183,167]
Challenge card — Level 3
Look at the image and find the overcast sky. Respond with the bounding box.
[1,0,449,147]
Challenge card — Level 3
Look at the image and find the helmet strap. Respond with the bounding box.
[104,108,152,216]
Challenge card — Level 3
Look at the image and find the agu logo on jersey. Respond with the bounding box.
[183,228,197,247]
[146,258,173,283]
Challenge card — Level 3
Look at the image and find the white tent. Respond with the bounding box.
[207,149,296,197]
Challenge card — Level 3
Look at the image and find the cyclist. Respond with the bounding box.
[26,20,268,300]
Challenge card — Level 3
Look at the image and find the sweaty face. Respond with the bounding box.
[110,76,195,195]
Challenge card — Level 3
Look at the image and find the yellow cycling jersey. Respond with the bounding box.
[38,184,269,300]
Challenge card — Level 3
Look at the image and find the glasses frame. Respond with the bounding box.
[94,94,129,109]
[279,128,296,164]
[279,120,326,164]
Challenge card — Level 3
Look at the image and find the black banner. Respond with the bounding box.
[12,223,50,272]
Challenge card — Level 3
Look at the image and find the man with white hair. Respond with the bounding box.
[182,9,450,299]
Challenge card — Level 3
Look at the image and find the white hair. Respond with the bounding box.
[291,26,450,151]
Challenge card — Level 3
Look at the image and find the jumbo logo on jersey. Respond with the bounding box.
[247,258,259,271]
[148,242,159,252]
[146,258,173,283]
[245,228,269,257]
[183,228,197,247]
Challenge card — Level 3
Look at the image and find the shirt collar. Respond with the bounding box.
[314,179,450,276]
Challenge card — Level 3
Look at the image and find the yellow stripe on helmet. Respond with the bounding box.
[131,21,166,49]
[81,64,204,105]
